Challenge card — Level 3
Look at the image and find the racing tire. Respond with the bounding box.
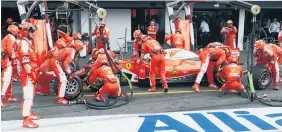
[250,65,272,90]
[214,62,228,87]
[53,75,83,101]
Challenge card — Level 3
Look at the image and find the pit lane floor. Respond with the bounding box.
[1,80,282,122]
[2,51,282,128]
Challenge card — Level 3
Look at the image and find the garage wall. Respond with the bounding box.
[104,9,131,51]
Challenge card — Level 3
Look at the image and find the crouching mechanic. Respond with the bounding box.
[140,35,168,92]
[17,22,40,128]
[254,40,280,90]
[192,47,226,92]
[87,62,127,103]
[217,61,246,96]
[36,40,84,104]
[1,25,19,107]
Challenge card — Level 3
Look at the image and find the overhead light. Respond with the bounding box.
[214,3,220,8]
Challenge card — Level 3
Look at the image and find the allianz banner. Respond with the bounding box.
[1,107,282,132]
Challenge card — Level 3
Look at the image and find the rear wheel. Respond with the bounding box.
[250,65,272,90]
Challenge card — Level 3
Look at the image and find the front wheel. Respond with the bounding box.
[250,65,272,90]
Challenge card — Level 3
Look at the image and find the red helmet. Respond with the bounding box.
[73,32,82,40]
[254,40,265,50]
[7,25,19,36]
[7,18,13,25]
[73,40,84,52]
[19,22,36,37]
[133,30,142,38]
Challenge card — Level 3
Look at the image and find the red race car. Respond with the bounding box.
[118,47,241,85]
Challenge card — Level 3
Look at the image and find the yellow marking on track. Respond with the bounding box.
[83,89,219,97]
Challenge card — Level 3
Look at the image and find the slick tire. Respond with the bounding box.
[250,65,272,90]
[53,75,83,101]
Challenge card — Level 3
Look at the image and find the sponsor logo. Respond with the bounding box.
[125,63,131,69]
[172,69,177,76]
[138,108,282,132]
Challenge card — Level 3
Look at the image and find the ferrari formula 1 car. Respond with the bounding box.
[118,47,241,85]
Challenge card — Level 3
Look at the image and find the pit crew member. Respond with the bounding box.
[87,62,127,103]
[140,35,168,92]
[91,19,110,49]
[217,61,246,96]
[220,20,237,49]
[147,21,158,40]
[192,47,226,92]
[164,29,185,48]
[278,25,282,47]
[254,40,280,90]
[132,30,143,58]
[36,40,84,104]
[17,22,41,128]
[1,25,20,107]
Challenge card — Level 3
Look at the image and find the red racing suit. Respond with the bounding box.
[38,48,76,98]
[141,39,168,90]
[1,33,20,102]
[164,33,185,48]
[53,30,73,51]
[133,39,142,58]
[221,26,237,49]
[88,65,119,100]
[147,26,157,40]
[195,48,226,85]
[17,37,37,118]
[218,63,245,91]
[254,45,280,86]
[92,26,110,49]
[278,31,282,47]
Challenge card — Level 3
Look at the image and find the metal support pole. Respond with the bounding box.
[250,15,256,68]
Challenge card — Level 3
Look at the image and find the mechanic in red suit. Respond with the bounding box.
[147,21,158,40]
[87,63,126,103]
[53,30,73,51]
[1,25,20,107]
[278,25,282,47]
[92,19,110,49]
[254,40,280,90]
[16,22,41,128]
[133,30,143,58]
[217,60,246,95]
[164,29,185,48]
[140,35,168,92]
[220,20,237,49]
[192,47,226,92]
[36,40,84,104]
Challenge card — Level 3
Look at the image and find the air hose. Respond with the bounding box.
[69,18,133,109]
